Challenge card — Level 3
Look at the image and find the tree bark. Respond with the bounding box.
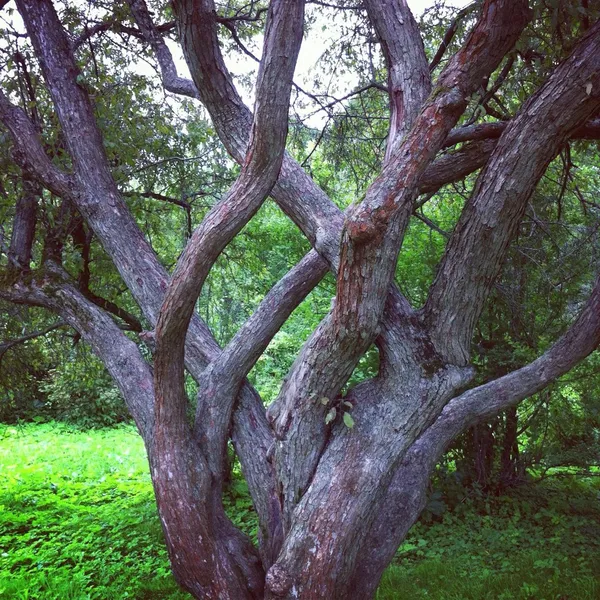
[7,177,38,273]
[2,1,600,598]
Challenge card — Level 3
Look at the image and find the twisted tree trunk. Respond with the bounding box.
[1,0,600,597]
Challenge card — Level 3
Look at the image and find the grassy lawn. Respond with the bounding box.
[0,423,598,599]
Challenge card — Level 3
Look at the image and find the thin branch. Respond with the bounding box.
[429,2,478,72]
[71,19,176,52]
[464,53,514,126]
[124,190,193,236]
[413,211,449,238]
[216,8,268,23]
[307,0,363,9]
[301,116,332,167]
[123,189,191,209]
[0,320,67,360]
[127,152,213,175]
[83,290,143,332]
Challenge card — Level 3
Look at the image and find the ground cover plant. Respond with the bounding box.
[1,424,599,600]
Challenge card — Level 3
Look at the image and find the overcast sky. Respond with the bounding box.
[210,0,473,125]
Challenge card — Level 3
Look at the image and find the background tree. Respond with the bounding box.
[1,0,599,598]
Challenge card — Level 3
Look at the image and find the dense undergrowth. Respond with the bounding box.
[0,424,598,599]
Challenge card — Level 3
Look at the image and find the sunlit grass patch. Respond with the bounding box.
[1,424,599,599]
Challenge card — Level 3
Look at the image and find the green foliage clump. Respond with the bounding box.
[378,474,600,599]
[40,353,129,429]
[0,424,186,600]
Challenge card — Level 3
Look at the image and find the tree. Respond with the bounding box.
[1,0,599,597]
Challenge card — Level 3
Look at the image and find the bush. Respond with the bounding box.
[40,351,130,428]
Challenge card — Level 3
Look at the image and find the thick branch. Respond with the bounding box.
[194,250,327,565]
[425,21,600,365]
[152,0,307,589]
[0,91,75,198]
[154,0,306,463]
[7,177,38,273]
[362,0,431,160]
[126,0,200,99]
[444,117,600,147]
[418,138,497,195]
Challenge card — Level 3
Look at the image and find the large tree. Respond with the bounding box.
[1,0,600,597]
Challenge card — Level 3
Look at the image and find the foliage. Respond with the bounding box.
[39,350,129,428]
[0,424,185,599]
[0,304,58,423]
[1,424,599,599]
[379,472,600,599]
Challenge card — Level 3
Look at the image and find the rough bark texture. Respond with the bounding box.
[7,178,38,272]
[2,0,600,598]
[424,23,600,365]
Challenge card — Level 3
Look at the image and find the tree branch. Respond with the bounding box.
[154,0,307,485]
[424,21,600,365]
[194,249,328,566]
[429,2,478,72]
[126,0,200,99]
[351,271,600,590]
[7,177,38,273]
[444,117,600,147]
[0,320,67,361]
[0,91,75,198]
[0,264,154,437]
[362,0,431,160]
[83,290,143,332]
[266,0,530,538]
[71,18,176,52]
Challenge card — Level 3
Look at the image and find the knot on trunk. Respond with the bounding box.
[266,563,292,597]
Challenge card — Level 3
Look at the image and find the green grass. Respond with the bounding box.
[0,423,186,599]
[1,423,599,599]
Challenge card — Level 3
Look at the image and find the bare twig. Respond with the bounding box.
[0,320,67,361]
[429,2,478,72]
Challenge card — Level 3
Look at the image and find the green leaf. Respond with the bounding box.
[343,412,354,429]
[325,408,336,424]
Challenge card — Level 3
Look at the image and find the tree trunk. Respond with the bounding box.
[499,406,520,489]
[2,0,600,599]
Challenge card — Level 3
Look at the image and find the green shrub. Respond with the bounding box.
[40,354,130,428]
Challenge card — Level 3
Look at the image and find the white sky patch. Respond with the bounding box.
[1,0,471,127]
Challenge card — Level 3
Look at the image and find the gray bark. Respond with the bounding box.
[1,1,600,598]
